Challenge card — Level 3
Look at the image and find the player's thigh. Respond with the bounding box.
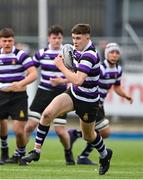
[43,93,74,117]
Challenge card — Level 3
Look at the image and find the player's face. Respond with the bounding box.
[48,33,63,50]
[72,33,90,51]
[0,37,15,54]
[107,50,120,65]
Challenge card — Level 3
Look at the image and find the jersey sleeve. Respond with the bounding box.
[17,50,34,70]
[32,49,45,67]
[77,51,99,74]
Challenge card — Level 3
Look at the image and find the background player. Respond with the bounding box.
[0,27,37,164]
[24,25,75,165]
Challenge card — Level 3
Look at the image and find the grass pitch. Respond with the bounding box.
[0,136,143,179]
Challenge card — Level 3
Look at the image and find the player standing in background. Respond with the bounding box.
[0,27,37,164]
[24,25,75,165]
[0,39,9,164]
[22,24,113,175]
[0,41,32,164]
[68,42,133,165]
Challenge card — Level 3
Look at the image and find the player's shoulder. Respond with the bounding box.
[14,48,24,55]
[34,48,47,58]
[116,63,122,72]
[81,49,99,62]
[14,48,30,60]
[100,60,107,69]
[39,48,48,54]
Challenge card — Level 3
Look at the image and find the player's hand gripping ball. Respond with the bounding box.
[62,44,74,70]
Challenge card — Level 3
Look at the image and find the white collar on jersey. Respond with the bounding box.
[48,44,63,51]
[104,59,110,67]
[0,46,16,54]
[104,59,117,69]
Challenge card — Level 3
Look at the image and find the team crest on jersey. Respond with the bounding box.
[19,110,25,118]
[83,113,88,121]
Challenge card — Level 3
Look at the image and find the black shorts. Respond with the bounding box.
[66,88,99,123]
[0,91,28,121]
[30,88,67,119]
[96,105,105,123]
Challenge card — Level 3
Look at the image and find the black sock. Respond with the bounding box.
[90,133,107,158]
[14,146,26,157]
[35,123,50,148]
[1,135,8,149]
[79,143,93,158]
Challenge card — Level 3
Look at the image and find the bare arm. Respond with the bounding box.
[113,85,133,104]
[19,66,37,86]
[54,55,87,85]
[2,66,37,92]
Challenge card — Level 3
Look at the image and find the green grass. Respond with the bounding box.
[0,137,143,179]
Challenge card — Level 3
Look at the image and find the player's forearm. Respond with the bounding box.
[59,77,69,84]
[60,66,81,85]
[55,55,85,85]
[114,85,129,98]
[20,71,37,87]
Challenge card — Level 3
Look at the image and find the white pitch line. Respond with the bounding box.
[40,159,64,162]
[1,168,143,175]
[110,171,143,174]
[0,168,96,173]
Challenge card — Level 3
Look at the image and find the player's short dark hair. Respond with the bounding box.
[48,25,63,36]
[71,24,91,35]
[0,27,15,38]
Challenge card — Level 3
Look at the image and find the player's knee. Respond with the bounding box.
[42,109,54,120]
[82,134,93,142]
[55,126,65,137]
[13,127,24,137]
[25,122,37,134]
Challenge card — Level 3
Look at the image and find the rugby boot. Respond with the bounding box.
[99,148,113,175]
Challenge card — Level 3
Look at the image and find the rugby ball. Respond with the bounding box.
[62,44,74,70]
